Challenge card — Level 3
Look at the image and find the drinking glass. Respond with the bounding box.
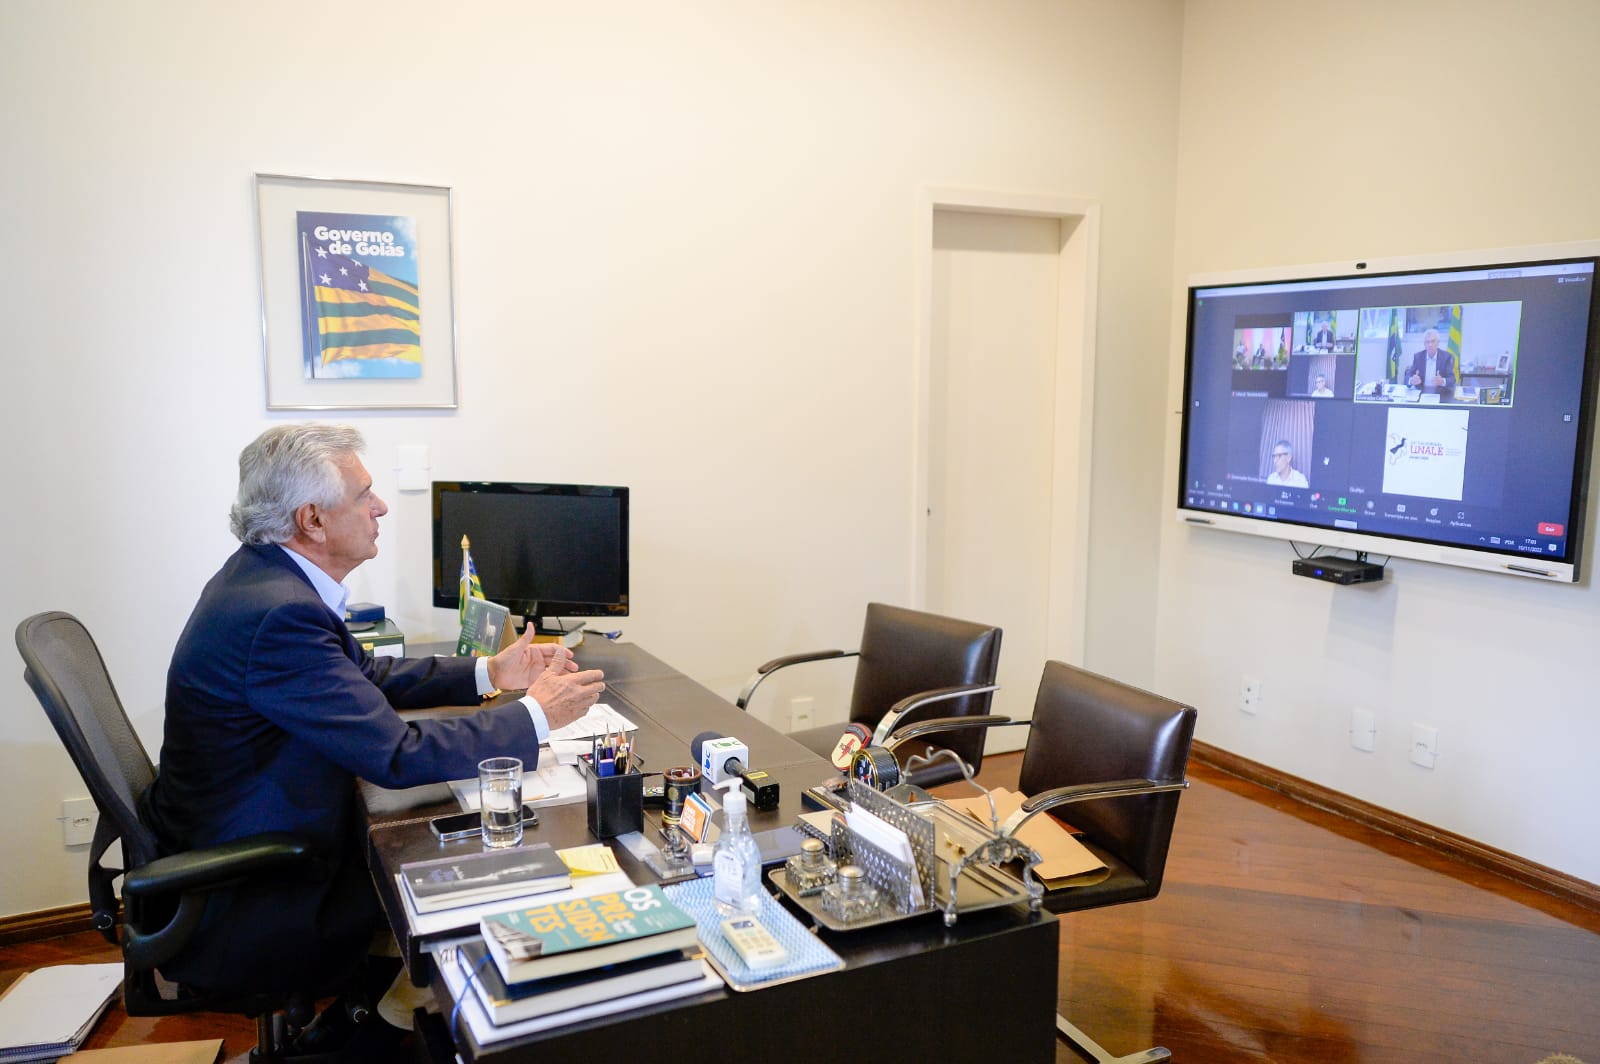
[478,756,523,848]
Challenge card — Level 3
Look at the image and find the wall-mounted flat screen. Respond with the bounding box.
[1177,244,1600,582]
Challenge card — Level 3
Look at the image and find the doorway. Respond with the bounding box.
[913,190,1099,753]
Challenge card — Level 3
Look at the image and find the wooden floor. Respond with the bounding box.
[5,754,1599,1063]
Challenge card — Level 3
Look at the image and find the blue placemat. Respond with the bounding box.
[663,878,843,990]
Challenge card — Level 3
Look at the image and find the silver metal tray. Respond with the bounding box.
[769,800,1032,932]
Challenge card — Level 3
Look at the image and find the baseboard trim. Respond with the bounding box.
[1192,740,1600,914]
[0,902,104,947]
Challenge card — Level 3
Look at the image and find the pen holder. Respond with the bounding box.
[578,756,645,839]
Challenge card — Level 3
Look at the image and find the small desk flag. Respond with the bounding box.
[460,535,485,623]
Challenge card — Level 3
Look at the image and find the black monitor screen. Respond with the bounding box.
[1178,251,1600,581]
[432,482,629,620]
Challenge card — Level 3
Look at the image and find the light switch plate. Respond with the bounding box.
[1410,724,1438,769]
[396,444,430,492]
[62,798,97,846]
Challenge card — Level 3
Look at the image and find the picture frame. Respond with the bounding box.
[254,173,458,410]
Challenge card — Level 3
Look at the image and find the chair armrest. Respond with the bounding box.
[122,832,315,899]
[734,649,858,710]
[870,683,999,745]
[881,714,1016,751]
[999,778,1188,838]
[120,832,316,973]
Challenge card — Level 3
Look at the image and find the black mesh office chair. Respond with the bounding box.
[735,602,1004,787]
[1004,660,1197,1064]
[16,611,343,1063]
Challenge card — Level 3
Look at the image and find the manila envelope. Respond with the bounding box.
[72,1041,224,1064]
[941,787,1108,885]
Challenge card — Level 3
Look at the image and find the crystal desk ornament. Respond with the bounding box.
[774,774,1034,930]
[783,837,837,896]
[819,864,881,924]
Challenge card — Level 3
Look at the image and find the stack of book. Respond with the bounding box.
[463,884,705,1025]
[399,842,571,915]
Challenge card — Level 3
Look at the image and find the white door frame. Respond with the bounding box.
[910,186,1101,668]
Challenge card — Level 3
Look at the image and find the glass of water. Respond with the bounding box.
[478,756,523,849]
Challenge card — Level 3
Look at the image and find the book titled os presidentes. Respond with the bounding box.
[479,884,700,984]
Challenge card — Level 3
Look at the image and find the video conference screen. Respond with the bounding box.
[1178,256,1600,571]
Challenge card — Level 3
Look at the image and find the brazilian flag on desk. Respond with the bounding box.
[459,535,485,624]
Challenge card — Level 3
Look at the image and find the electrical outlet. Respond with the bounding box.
[61,798,97,846]
[1239,676,1262,715]
[789,696,814,731]
[1410,724,1438,769]
[1350,708,1376,752]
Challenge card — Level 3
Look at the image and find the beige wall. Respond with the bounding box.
[0,1,1182,915]
[1160,0,1600,883]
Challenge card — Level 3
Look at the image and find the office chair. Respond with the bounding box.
[735,602,1003,787]
[1005,660,1196,1064]
[16,611,344,1064]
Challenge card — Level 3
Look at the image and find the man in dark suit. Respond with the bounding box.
[144,424,605,1024]
[1407,329,1456,393]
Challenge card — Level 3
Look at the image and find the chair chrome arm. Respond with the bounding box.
[881,713,1016,752]
[734,649,858,710]
[1000,778,1189,838]
[870,682,1000,745]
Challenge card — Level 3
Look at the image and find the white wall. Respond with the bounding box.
[1159,0,1600,884]
[0,1,1183,916]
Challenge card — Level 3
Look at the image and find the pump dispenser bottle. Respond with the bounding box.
[712,777,762,916]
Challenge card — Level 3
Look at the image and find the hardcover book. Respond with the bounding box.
[344,601,386,623]
[399,842,570,915]
[479,884,700,984]
[455,938,705,1025]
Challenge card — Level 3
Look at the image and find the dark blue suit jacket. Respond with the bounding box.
[1407,348,1457,390]
[144,543,541,992]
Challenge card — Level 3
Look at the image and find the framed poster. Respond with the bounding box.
[254,173,458,409]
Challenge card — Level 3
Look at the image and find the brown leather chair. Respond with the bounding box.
[1010,660,1196,1064]
[735,602,1003,787]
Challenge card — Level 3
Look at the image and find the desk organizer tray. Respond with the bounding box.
[770,783,1033,932]
[663,877,843,991]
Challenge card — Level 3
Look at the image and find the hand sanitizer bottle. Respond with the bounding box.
[712,777,762,916]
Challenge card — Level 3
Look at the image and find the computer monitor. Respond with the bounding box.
[432,481,629,630]
[1177,243,1600,582]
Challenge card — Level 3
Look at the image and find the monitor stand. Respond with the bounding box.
[517,617,587,645]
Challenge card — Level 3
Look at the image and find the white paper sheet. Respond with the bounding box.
[547,703,637,743]
[449,762,586,811]
[0,963,122,1057]
[846,804,926,907]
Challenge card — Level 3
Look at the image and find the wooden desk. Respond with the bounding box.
[361,641,1058,1062]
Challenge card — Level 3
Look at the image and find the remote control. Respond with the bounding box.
[720,915,787,970]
